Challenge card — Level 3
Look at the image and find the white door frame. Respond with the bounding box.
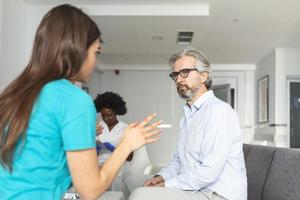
[211,83,231,105]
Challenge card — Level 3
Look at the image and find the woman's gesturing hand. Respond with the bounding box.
[121,113,162,152]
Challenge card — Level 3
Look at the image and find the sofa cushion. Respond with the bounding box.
[98,191,124,200]
[243,144,250,159]
[244,144,276,200]
[263,148,300,200]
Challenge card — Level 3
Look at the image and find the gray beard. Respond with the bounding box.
[177,85,196,101]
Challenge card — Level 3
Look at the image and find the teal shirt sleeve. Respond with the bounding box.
[59,94,96,151]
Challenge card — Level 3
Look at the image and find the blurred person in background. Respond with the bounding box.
[94,91,134,191]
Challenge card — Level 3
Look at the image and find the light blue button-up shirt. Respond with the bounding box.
[158,90,247,200]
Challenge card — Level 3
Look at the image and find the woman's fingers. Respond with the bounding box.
[146,136,160,144]
[121,114,162,151]
[144,129,161,144]
[144,129,162,139]
[138,113,157,127]
[144,120,163,132]
[128,122,139,128]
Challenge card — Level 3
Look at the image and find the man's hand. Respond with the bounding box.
[152,180,165,187]
[144,175,164,187]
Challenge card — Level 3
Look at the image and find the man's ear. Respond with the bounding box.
[200,72,208,84]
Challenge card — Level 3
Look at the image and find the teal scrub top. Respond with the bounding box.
[0,79,96,200]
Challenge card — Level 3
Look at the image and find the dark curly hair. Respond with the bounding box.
[94,92,127,115]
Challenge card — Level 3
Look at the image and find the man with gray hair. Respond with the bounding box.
[129,48,247,200]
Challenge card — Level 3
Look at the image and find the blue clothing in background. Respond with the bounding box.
[0,79,96,200]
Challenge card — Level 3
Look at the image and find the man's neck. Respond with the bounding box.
[187,87,208,106]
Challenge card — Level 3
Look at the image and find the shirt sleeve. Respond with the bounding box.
[157,147,181,180]
[157,118,184,180]
[59,94,97,151]
[164,104,238,191]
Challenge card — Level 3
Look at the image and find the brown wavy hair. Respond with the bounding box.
[0,4,101,171]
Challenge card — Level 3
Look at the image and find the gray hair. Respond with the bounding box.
[169,48,212,89]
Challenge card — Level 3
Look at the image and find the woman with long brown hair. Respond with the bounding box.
[0,4,161,200]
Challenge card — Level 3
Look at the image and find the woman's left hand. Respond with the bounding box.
[96,122,104,136]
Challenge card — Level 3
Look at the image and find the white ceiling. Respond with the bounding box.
[25,0,209,5]
[25,0,300,66]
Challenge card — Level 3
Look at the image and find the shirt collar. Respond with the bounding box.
[183,90,214,113]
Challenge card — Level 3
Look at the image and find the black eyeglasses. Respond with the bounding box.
[169,68,199,81]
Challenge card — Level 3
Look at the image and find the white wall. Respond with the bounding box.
[255,48,300,147]
[254,51,276,145]
[0,0,3,74]
[26,5,55,57]
[0,0,30,92]
[275,48,300,147]
[0,4,61,92]
[86,69,102,99]
[276,48,300,123]
[244,70,256,142]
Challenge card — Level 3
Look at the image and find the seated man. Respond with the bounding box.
[129,48,247,200]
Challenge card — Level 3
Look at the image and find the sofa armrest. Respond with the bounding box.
[143,163,167,175]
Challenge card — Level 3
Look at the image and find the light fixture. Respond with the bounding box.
[84,4,209,16]
[177,31,194,44]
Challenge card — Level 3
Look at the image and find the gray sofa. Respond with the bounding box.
[243,144,300,200]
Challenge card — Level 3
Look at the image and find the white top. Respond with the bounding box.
[97,121,128,165]
[158,90,247,200]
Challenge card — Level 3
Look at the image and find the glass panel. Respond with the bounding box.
[290,82,300,148]
[211,84,232,107]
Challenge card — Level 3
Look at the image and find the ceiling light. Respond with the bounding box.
[84,4,209,16]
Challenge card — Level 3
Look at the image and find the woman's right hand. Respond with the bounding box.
[121,113,162,152]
